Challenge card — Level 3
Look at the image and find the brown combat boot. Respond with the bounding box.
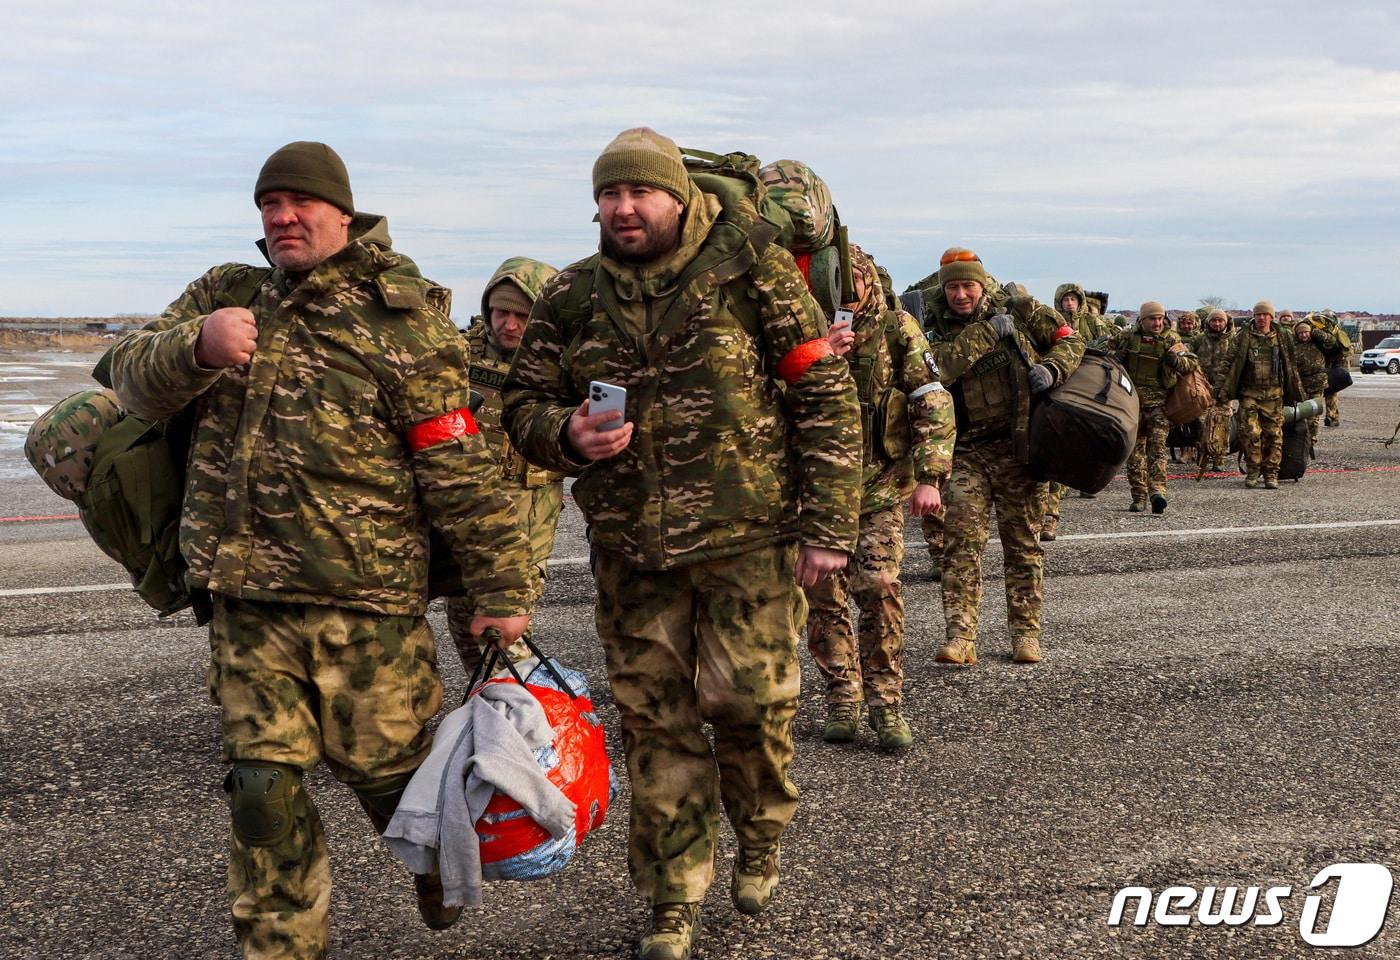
[413,872,462,930]
[731,843,781,915]
[1040,520,1057,541]
[1244,469,1261,488]
[1012,636,1042,664]
[1264,474,1280,489]
[1128,500,1147,513]
[639,903,702,960]
[822,702,861,743]
[935,638,977,665]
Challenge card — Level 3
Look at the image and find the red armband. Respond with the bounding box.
[407,407,480,452]
[792,252,813,290]
[1053,324,1074,343]
[777,338,834,385]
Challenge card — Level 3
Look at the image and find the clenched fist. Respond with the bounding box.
[195,307,258,369]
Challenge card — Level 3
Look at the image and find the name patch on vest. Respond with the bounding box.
[970,350,1012,377]
[470,366,509,392]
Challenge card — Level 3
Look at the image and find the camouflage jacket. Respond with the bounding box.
[922,284,1085,446]
[1189,327,1237,397]
[1103,326,1200,407]
[845,304,955,512]
[1224,326,1305,403]
[108,216,532,617]
[466,258,561,489]
[1053,282,1109,340]
[1293,335,1331,395]
[501,194,862,570]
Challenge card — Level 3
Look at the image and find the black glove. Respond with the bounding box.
[1027,363,1055,394]
[988,314,1016,339]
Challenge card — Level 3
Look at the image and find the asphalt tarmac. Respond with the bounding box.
[2,348,1398,959]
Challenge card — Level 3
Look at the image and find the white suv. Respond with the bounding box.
[1359,336,1400,375]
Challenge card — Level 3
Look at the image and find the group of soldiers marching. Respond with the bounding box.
[91,131,1359,960]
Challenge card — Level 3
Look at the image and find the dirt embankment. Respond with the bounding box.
[0,329,118,350]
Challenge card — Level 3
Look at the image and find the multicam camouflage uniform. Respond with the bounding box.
[1293,325,1333,442]
[1104,322,1199,506]
[804,255,954,710]
[109,215,532,960]
[921,281,1084,661]
[502,177,861,906]
[443,257,563,672]
[1040,282,1104,526]
[1224,324,1305,483]
[1190,322,1237,469]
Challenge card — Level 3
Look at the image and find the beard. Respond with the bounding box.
[600,208,683,265]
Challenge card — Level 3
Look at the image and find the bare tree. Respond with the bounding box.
[1198,295,1231,310]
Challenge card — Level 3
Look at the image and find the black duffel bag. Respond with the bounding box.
[1325,364,1352,396]
[1026,348,1140,493]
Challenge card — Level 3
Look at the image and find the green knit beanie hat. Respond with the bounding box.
[592,127,690,202]
[938,247,988,289]
[1139,301,1166,321]
[254,141,354,214]
[1253,300,1275,316]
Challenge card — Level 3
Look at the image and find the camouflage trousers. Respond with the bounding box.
[1039,482,1064,535]
[804,505,905,707]
[1199,404,1233,466]
[1239,393,1284,478]
[1325,391,1341,424]
[593,543,804,905]
[209,595,442,960]
[445,480,563,673]
[1127,404,1170,501]
[920,506,945,562]
[942,438,1044,646]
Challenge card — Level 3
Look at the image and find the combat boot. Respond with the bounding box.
[731,844,781,915]
[868,704,913,751]
[935,638,977,665]
[413,871,462,931]
[639,903,702,960]
[1244,470,1261,489]
[1012,636,1042,664]
[1040,520,1057,542]
[1150,494,1168,514]
[822,702,861,743]
[1264,475,1280,489]
[1128,500,1147,513]
[1078,490,1096,499]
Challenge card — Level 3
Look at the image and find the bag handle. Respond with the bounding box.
[464,629,581,704]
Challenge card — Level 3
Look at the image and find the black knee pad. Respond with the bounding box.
[223,762,301,847]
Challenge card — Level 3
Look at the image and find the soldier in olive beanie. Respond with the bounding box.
[254,141,354,214]
[592,127,691,202]
[1253,300,1275,316]
[938,247,989,290]
[1139,300,1166,321]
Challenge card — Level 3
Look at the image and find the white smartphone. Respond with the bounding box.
[588,380,628,432]
[832,307,854,330]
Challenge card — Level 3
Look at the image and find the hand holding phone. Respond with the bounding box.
[588,381,628,432]
[828,308,856,357]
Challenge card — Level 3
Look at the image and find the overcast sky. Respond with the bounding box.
[3,1,1398,318]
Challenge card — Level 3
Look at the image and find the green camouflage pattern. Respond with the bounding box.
[1127,407,1172,501]
[592,543,805,904]
[1190,326,1238,399]
[1200,404,1232,467]
[1040,481,1064,537]
[107,215,532,617]
[756,158,836,253]
[1053,281,1108,339]
[24,388,123,500]
[921,510,945,564]
[1325,392,1341,426]
[1225,326,1304,404]
[804,504,907,707]
[477,255,558,319]
[1102,324,1200,406]
[502,192,862,570]
[1239,395,1286,479]
[210,594,442,960]
[1293,329,1332,397]
[921,281,1085,445]
[941,437,1044,648]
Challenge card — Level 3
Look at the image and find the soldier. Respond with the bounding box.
[1293,319,1333,442]
[1191,308,1237,471]
[921,247,1084,667]
[106,142,533,958]
[807,245,954,750]
[1042,281,1102,522]
[1224,300,1305,488]
[1176,310,1199,339]
[443,257,562,673]
[1104,301,1199,513]
[1313,310,1349,426]
[1084,290,1109,322]
[501,127,861,960]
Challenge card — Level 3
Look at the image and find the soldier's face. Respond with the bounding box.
[1253,313,1274,332]
[1296,325,1312,342]
[598,183,684,264]
[259,191,352,272]
[1179,317,1196,335]
[1207,315,1227,334]
[1060,294,1080,313]
[1142,314,1166,334]
[490,308,530,350]
[944,280,983,317]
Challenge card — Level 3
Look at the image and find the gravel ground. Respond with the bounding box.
[1,351,1398,959]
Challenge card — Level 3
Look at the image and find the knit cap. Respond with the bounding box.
[254,141,353,213]
[1253,300,1275,316]
[938,247,988,289]
[1139,301,1166,320]
[592,127,690,202]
